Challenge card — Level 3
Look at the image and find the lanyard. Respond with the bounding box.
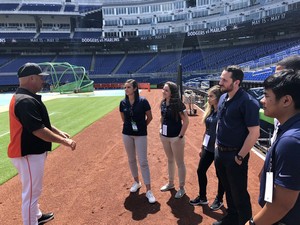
[126,99,135,121]
[162,102,168,124]
[267,124,287,172]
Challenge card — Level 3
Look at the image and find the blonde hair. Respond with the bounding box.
[202,85,222,123]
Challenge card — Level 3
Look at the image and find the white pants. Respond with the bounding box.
[11,153,47,225]
[122,134,151,185]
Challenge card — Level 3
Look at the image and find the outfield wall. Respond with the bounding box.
[94,83,150,91]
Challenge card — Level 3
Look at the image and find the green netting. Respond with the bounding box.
[38,62,94,94]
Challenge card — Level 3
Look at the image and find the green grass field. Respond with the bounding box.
[0,96,123,185]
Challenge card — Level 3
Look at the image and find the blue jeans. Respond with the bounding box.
[197,149,224,201]
[214,148,252,225]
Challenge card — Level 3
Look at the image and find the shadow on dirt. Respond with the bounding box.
[166,189,202,225]
[124,190,161,221]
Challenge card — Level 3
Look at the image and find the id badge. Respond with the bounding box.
[264,172,273,203]
[203,134,210,147]
[162,124,167,136]
[131,121,138,132]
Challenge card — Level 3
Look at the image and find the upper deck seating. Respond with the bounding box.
[73,31,102,39]
[0,3,19,11]
[0,32,36,39]
[38,32,70,39]
[64,4,75,12]
[19,4,62,12]
[78,5,101,13]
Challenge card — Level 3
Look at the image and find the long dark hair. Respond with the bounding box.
[161,81,182,121]
[124,79,139,101]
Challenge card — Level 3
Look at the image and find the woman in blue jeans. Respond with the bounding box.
[190,85,225,211]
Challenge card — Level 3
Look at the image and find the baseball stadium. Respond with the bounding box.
[0,0,299,224]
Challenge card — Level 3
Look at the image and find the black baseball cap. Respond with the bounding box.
[17,63,49,78]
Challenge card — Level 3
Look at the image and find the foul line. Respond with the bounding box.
[0,131,9,137]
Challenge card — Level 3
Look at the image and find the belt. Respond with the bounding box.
[217,144,240,152]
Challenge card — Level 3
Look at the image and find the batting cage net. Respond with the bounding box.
[38,62,94,94]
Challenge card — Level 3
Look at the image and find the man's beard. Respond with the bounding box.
[220,82,234,93]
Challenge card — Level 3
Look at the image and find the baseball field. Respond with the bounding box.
[0,89,264,225]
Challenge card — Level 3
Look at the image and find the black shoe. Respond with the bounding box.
[38,212,54,225]
[189,196,209,206]
[212,214,238,225]
[212,220,226,225]
[210,198,224,211]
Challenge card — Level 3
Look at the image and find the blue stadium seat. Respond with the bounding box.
[0,3,19,11]
[19,4,62,12]
[92,54,123,75]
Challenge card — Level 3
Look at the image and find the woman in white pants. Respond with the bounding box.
[159,81,189,199]
[119,79,156,204]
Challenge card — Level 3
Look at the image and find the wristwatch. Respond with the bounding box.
[236,154,244,162]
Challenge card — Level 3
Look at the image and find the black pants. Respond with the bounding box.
[197,149,224,200]
[214,149,252,225]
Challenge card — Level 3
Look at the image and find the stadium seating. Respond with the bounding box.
[0,32,36,39]
[64,4,75,12]
[38,32,70,39]
[0,3,19,11]
[0,55,15,67]
[139,52,182,73]
[19,4,62,12]
[0,75,18,85]
[0,55,55,73]
[78,5,101,13]
[73,31,102,39]
[0,37,299,86]
[54,55,92,71]
[92,54,124,75]
[116,53,156,74]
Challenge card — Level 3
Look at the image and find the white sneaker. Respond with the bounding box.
[146,190,156,203]
[175,188,186,199]
[130,181,142,193]
[160,183,175,192]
